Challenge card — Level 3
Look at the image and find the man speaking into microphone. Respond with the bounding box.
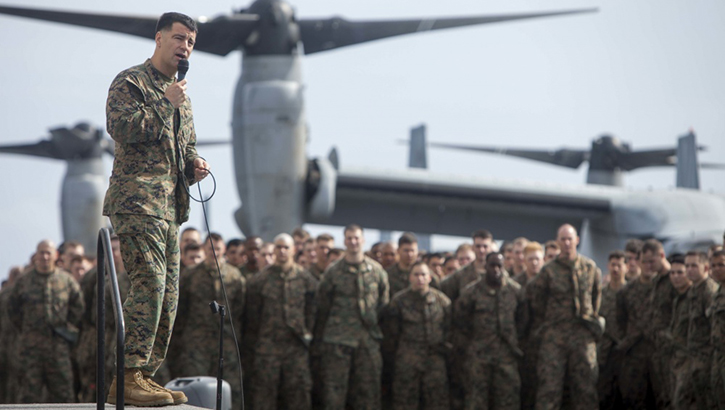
[102,12,209,407]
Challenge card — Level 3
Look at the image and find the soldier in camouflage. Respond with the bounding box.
[527,224,602,410]
[455,252,527,410]
[175,233,245,409]
[597,251,627,410]
[0,266,22,404]
[8,240,84,403]
[240,236,263,280]
[678,251,718,409]
[664,256,693,409]
[102,12,209,407]
[440,229,494,410]
[640,239,675,410]
[708,250,725,409]
[314,224,389,410]
[245,233,317,410]
[386,261,451,410]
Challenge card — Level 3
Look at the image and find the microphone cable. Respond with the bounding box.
[182,166,246,410]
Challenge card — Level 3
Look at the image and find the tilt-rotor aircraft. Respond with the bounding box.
[1,2,723,268]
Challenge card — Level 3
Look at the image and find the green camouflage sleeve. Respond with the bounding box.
[67,278,85,330]
[313,272,334,342]
[377,266,390,315]
[106,74,175,144]
[182,116,201,186]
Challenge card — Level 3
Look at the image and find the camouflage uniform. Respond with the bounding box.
[440,263,484,410]
[708,285,725,410]
[597,283,625,410]
[76,267,132,402]
[245,264,317,410]
[677,277,718,410]
[8,268,84,403]
[649,270,677,410]
[616,278,656,409]
[667,287,693,410]
[382,263,440,407]
[528,255,601,410]
[309,264,324,282]
[386,288,451,410]
[104,59,200,377]
[455,277,527,410]
[0,285,17,403]
[510,272,539,408]
[175,261,245,410]
[314,256,389,410]
[240,265,260,281]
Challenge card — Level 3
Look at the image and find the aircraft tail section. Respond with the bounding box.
[676,131,700,190]
[409,124,428,169]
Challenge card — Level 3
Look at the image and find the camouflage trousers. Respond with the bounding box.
[535,322,598,410]
[17,332,75,403]
[392,347,449,410]
[252,344,312,410]
[519,337,540,410]
[597,345,623,410]
[177,334,242,410]
[713,350,725,410]
[464,344,520,410]
[619,338,656,409]
[319,340,382,410]
[651,341,674,410]
[110,214,180,376]
[673,354,716,410]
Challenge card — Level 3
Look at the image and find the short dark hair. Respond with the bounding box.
[471,229,493,241]
[226,238,244,249]
[642,239,664,256]
[712,250,725,260]
[409,261,429,273]
[608,250,626,262]
[624,239,643,256]
[58,240,83,255]
[669,253,686,266]
[544,240,560,251]
[344,224,363,235]
[685,251,708,264]
[398,232,418,247]
[156,12,198,33]
[205,232,223,244]
[316,233,334,243]
[486,252,503,263]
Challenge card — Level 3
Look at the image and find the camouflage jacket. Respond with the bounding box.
[528,254,601,332]
[707,285,725,352]
[598,282,625,365]
[687,277,718,358]
[245,264,317,354]
[103,59,200,224]
[440,263,484,303]
[649,269,677,340]
[240,265,260,281]
[314,256,389,347]
[616,277,655,352]
[8,268,84,341]
[386,262,440,300]
[455,276,527,358]
[309,264,324,282]
[385,288,451,354]
[176,262,245,347]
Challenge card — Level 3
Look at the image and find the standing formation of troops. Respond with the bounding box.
[1,223,725,410]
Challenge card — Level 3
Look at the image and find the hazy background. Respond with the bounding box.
[1,0,724,282]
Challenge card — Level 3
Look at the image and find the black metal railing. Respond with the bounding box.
[96,228,125,410]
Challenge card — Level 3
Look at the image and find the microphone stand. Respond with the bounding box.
[209,301,226,410]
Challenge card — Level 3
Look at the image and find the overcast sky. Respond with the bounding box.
[1,0,724,282]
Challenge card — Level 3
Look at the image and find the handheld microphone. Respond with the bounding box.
[177,59,189,81]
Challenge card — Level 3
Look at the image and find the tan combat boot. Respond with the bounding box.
[143,375,189,405]
[107,368,174,406]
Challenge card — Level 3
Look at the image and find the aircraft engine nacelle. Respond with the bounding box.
[232,76,306,240]
[61,159,107,256]
[306,157,337,222]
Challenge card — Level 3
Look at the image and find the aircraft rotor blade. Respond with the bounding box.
[0,5,259,56]
[700,162,725,170]
[197,139,231,147]
[619,149,677,171]
[0,141,58,159]
[299,8,597,54]
[429,141,588,169]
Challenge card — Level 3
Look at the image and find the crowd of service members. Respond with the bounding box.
[1,223,724,410]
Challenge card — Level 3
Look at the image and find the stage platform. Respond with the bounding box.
[0,404,206,409]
